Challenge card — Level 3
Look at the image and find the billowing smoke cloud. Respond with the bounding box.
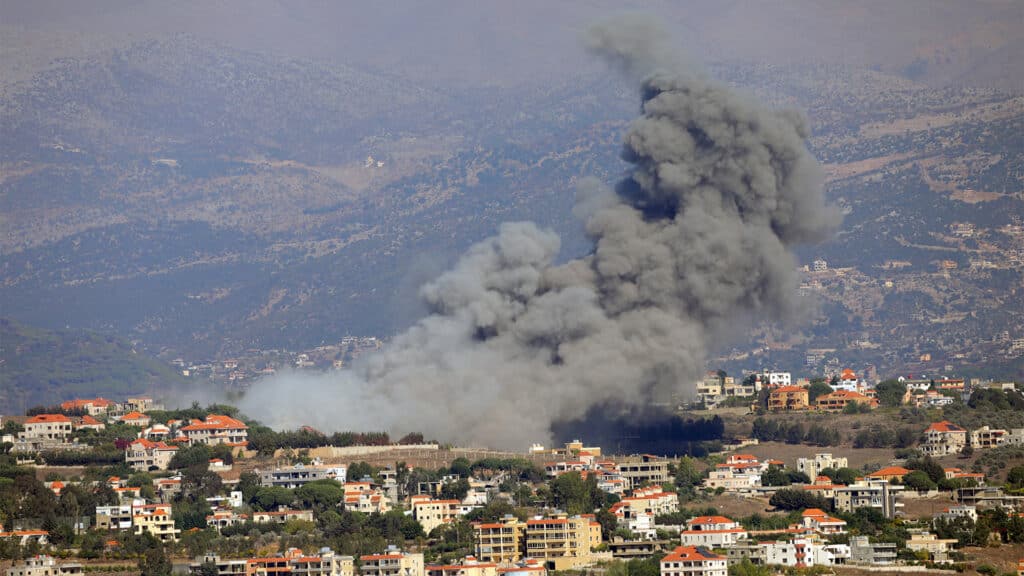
[240,16,840,450]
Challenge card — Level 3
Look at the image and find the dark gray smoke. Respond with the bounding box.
[241,16,840,449]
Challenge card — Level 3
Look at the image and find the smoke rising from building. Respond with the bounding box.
[240,16,840,450]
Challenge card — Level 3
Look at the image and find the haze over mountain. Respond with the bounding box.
[1,1,1022,404]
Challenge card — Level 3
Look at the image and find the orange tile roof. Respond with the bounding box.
[926,421,965,433]
[689,516,736,525]
[26,414,71,424]
[662,546,723,562]
[122,411,148,420]
[868,466,911,477]
[773,386,807,393]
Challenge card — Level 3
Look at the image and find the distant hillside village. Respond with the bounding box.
[3,370,1024,576]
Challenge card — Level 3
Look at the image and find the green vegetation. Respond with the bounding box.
[0,318,187,412]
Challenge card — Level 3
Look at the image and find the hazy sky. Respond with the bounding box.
[3,0,1021,89]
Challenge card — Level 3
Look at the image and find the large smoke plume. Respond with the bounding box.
[241,16,840,450]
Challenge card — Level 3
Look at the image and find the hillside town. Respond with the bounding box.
[3,366,1024,576]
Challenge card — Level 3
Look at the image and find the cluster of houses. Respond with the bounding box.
[697,368,1019,414]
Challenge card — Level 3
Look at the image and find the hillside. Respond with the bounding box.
[0,34,1021,383]
[0,318,187,412]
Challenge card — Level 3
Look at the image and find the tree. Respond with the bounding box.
[808,381,834,402]
[168,444,211,470]
[769,488,829,511]
[252,487,295,511]
[139,547,172,576]
[439,478,470,501]
[1007,465,1024,489]
[596,508,618,540]
[295,480,344,510]
[875,380,907,408]
[551,472,593,515]
[761,466,791,487]
[908,456,945,484]
[902,470,936,491]
[196,561,220,576]
[729,559,773,576]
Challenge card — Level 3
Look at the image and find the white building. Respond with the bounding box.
[797,453,848,481]
[660,546,727,576]
[680,516,747,548]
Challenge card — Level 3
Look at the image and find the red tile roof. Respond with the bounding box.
[662,546,723,562]
[26,414,71,424]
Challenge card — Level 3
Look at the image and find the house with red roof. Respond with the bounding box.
[22,414,73,441]
[680,516,747,548]
[768,386,809,411]
[118,411,151,427]
[922,421,968,457]
[180,414,248,447]
[660,546,727,576]
[126,438,178,471]
[815,390,878,412]
[60,398,114,416]
[76,414,106,432]
[866,467,911,483]
[792,509,847,535]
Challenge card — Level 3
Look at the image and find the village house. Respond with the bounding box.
[260,463,347,489]
[791,509,847,536]
[679,516,747,548]
[615,455,671,489]
[75,415,105,432]
[921,421,968,457]
[180,414,249,447]
[360,550,424,576]
[252,509,315,524]
[125,438,178,471]
[426,557,497,576]
[906,531,958,562]
[796,453,848,480]
[59,398,114,417]
[768,386,809,411]
[726,539,850,568]
[21,414,73,441]
[344,482,391,514]
[834,479,904,519]
[5,555,83,576]
[970,426,1008,449]
[133,504,180,542]
[815,390,878,411]
[118,411,151,427]
[411,496,463,534]
[866,466,911,483]
[660,546,727,576]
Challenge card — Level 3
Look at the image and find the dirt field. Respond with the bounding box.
[737,441,898,471]
[703,492,777,518]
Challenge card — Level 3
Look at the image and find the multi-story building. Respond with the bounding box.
[768,386,809,412]
[609,486,679,522]
[126,438,179,471]
[260,464,346,489]
[118,412,151,427]
[970,426,1008,449]
[934,505,977,524]
[834,479,903,519]
[763,372,792,387]
[59,398,114,417]
[726,539,849,568]
[473,517,526,564]
[133,504,180,542]
[906,531,958,562]
[791,509,847,536]
[659,546,727,576]
[95,504,134,530]
[815,390,877,412]
[921,421,968,457]
[5,555,83,576]
[679,516,746,548]
[796,453,848,481]
[849,536,896,565]
[411,497,463,534]
[180,414,249,447]
[359,551,424,576]
[21,414,74,441]
[524,515,603,570]
[344,482,390,514]
[615,455,670,489]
